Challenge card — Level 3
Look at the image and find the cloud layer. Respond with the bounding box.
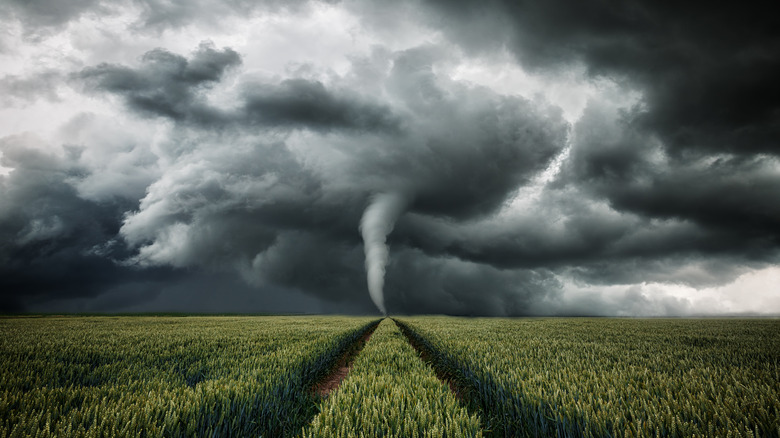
[1,0,778,315]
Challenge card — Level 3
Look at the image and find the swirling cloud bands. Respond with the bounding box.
[1,0,778,315]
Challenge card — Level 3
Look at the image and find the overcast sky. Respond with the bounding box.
[1,0,778,315]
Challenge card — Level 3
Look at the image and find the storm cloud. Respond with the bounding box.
[410,0,780,154]
[0,0,778,315]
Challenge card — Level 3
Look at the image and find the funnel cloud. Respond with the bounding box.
[360,192,409,314]
[0,0,778,315]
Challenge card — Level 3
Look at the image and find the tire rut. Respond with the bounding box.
[311,320,380,398]
[392,318,465,401]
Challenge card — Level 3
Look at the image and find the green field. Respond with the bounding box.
[397,317,780,437]
[304,319,482,437]
[0,316,378,437]
[1,316,778,437]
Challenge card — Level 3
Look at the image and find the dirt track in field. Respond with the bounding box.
[312,324,378,398]
[311,319,463,402]
[393,319,463,401]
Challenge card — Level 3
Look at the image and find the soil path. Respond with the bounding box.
[312,323,378,398]
[311,319,464,402]
[392,319,463,401]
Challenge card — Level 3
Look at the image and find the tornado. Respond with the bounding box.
[359,192,408,315]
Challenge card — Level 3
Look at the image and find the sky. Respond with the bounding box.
[1,0,778,316]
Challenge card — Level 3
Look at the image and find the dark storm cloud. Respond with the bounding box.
[250,231,371,306]
[382,47,568,219]
[28,272,348,314]
[78,43,567,219]
[242,79,400,132]
[376,85,778,290]
[79,42,241,124]
[0,133,337,314]
[412,0,780,155]
[556,100,780,258]
[605,156,780,242]
[3,1,778,315]
[345,0,780,295]
[385,248,560,316]
[0,135,172,311]
[392,180,775,290]
[71,42,569,314]
[78,45,399,132]
[369,71,778,293]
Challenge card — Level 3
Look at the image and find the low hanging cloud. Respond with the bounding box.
[78,42,242,124]
[77,43,570,314]
[403,0,780,156]
[0,0,778,315]
[0,134,177,312]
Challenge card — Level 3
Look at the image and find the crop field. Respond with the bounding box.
[1,316,778,437]
[397,317,780,437]
[0,316,378,437]
[304,319,481,437]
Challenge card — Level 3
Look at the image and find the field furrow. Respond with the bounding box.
[312,320,380,398]
[302,318,483,437]
[0,316,378,438]
[397,317,780,438]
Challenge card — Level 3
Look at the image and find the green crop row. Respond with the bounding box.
[302,319,483,437]
[397,317,780,438]
[0,316,378,438]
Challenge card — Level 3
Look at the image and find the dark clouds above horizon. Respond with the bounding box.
[1,0,778,315]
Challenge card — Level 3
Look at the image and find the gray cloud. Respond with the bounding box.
[537,284,695,317]
[404,0,780,156]
[370,95,778,293]
[0,134,170,311]
[72,42,567,314]
[1,0,106,38]
[132,0,321,31]
[1,0,319,40]
[0,71,63,105]
[77,44,400,133]
[242,78,400,132]
[25,271,348,314]
[1,1,778,315]
[386,248,560,316]
[558,100,780,255]
[78,42,241,124]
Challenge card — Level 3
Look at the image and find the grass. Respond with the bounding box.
[0,315,377,437]
[397,317,780,437]
[2,315,778,437]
